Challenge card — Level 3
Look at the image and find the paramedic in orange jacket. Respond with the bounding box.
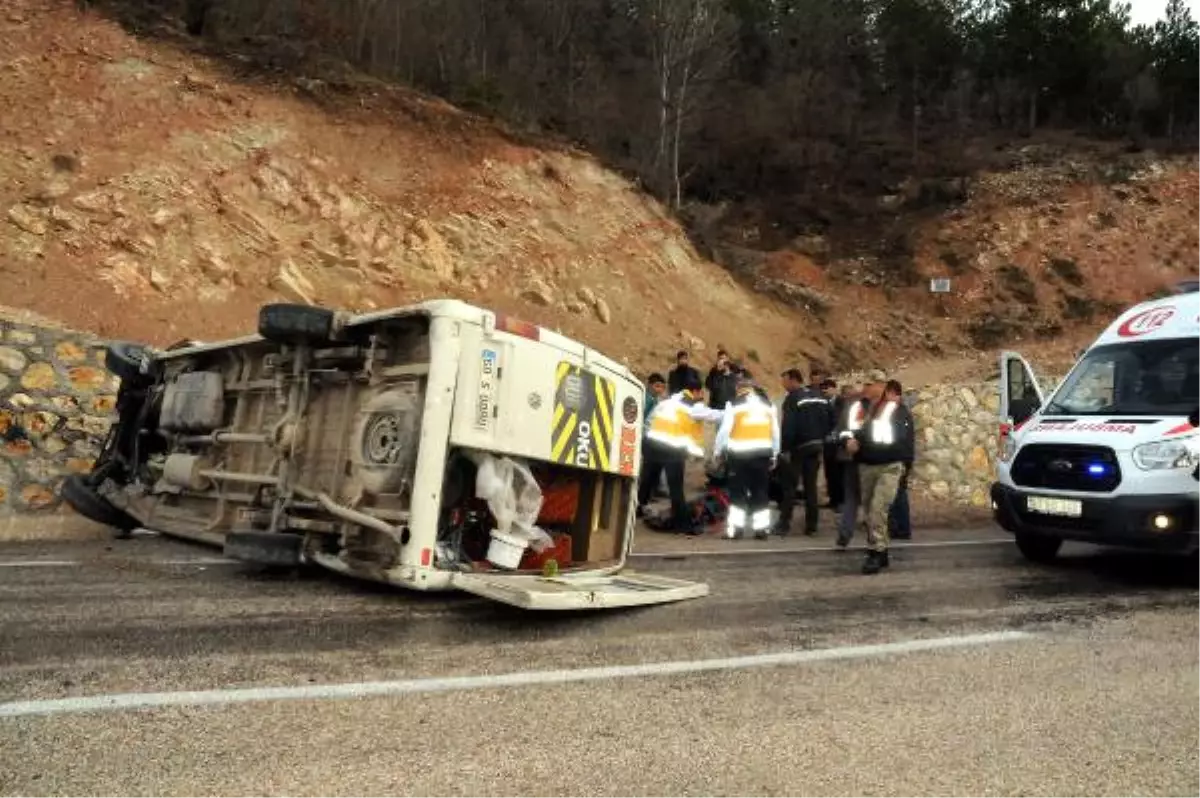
[637,373,725,534]
[714,375,781,539]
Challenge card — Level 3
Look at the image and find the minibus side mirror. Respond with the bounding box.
[1189,407,1199,428]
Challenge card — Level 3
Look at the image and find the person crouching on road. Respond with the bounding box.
[842,369,916,575]
[637,373,725,535]
[775,368,833,537]
[714,375,780,540]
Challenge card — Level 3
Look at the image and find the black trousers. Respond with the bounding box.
[637,441,688,530]
[823,442,844,507]
[778,446,822,533]
[727,453,772,532]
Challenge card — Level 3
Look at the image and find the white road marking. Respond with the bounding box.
[0,558,235,568]
[0,560,82,568]
[155,558,237,566]
[0,630,1035,718]
[632,538,1013,558]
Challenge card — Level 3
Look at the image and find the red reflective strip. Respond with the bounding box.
[1163,422,1194,436]
[496,314,540,340]
[420,547,432,566]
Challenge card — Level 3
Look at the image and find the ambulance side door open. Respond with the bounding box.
[999,350,1045,428]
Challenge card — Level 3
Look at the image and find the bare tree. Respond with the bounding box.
[645,0,734,208]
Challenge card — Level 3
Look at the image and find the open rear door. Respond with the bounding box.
[999,350,1044,424]
[451,570,708,611]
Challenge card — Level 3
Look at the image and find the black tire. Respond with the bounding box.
[258,303,334,346]
[104,341,149,384]
[60,475,138,538]
[224,531,304,567]
[1015,532,1062,563]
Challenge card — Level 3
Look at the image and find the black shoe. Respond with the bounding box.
[892,532,912,540]
[862,550,889,574]
[771,522,791,537]
[803,528,818,537]
[835,536,850,550]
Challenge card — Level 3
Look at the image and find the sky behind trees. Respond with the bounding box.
[1128,0,1199,26]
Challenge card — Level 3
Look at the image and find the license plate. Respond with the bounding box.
[1026,495,1083,517]
[475,348,498,431]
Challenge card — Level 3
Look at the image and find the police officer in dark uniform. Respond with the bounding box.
[775,368,833,536]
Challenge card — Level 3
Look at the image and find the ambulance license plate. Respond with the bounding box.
[1026,495,1082,518]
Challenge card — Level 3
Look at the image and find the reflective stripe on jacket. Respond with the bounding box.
[646,394,705,457]
[726,399,775,454]
[715,394,780,458]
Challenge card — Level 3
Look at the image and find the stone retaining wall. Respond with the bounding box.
[0,320,118,515]
[0,318,1021,519]
[907,382,1000,508]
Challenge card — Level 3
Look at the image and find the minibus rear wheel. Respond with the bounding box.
[1015,531,1062,563]
[104,341,150,384]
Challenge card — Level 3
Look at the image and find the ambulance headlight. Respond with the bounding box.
[998,434,1018,463]
[1132,435,1200,471]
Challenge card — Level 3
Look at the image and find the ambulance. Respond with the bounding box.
[60,300,709,610]
[992,286,1199,561]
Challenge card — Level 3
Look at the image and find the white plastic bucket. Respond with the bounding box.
[486,530,528,570]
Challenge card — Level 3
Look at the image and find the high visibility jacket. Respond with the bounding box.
[646,393,707,457]
[838,398,867,439]
[855,399,916,466]
[715,394,780,457]
[867,401,899,445]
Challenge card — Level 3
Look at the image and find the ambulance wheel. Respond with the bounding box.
[1015,532,1062,563]
[258,303,335,346]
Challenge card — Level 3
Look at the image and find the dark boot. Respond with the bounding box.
[862,549,889,575]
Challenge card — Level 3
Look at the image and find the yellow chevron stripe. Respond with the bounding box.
[556,360,571,384]
[592,411,610,470]
[552,411,577,461]
[596,376,616,440]
[552,402,564,428]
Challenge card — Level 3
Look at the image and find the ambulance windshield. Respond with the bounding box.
[1043,337,1199,417]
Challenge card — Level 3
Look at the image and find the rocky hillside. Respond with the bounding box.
[700,136,1199,378]
[0,0,805,379]
[1,0,1197,385]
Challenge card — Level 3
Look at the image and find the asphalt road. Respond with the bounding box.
[0,531,1196,796]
